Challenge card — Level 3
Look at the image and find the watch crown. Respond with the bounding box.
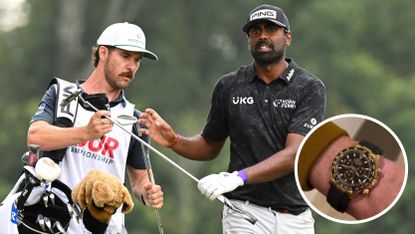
[363,188,370,194]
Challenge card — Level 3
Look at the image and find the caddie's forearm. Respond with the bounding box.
[126,167,149,201]
[27,121,87,151]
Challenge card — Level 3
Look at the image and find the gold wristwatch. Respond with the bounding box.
[327,140,382,212]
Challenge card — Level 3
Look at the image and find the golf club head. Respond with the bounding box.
[60,88,82,107]
[117,114,138,125]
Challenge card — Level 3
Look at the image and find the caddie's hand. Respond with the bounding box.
[142,183,164,209]
[84,110,113,140]
[198,171,244,201]
[139,108,178,147]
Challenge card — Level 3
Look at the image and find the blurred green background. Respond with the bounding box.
[0,0,413,233]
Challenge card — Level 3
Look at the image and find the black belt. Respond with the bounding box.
[272,207,305,215]
[235,199,306,216]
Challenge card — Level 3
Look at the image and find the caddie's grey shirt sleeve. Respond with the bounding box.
[31,84,57,124]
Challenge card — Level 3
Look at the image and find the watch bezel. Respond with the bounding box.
[330,144,380,197]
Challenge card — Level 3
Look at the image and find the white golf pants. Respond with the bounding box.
[222,199,314,234]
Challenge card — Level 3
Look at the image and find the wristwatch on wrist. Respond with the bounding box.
[327,140,383,212]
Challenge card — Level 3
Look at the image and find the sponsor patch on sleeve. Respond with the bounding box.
[34,101,46,115]
[303,118,318,129]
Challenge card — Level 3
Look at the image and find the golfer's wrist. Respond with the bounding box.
[237,169,248,185]
[166,133,180,148]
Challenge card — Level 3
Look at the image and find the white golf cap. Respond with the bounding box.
[97,22,158,61]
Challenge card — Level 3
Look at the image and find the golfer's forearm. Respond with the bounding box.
[28,121,87,151]
[245,132,302,183]
[245,150,295,184]
[171,135,224,161]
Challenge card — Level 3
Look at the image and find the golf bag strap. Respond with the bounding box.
[15,179,74,212]
[43,78,79,163]
[50,77,79,124]
[50,180,73,204]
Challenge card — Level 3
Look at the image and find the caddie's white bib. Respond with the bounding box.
[60,99,135,234]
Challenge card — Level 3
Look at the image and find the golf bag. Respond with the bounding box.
[0,148,81,233]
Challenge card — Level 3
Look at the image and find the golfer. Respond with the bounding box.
[139,4,326,234]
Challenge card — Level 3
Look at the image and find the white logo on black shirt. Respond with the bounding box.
[273,99,296,109]
[232,96,254,104]
[286,69,294,81]
[304,118,318,129]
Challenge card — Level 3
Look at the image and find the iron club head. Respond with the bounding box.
[60,88,82,107]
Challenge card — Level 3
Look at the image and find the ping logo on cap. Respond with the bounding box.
[250,9,277,21]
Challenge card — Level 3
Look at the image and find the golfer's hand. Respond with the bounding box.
[142,183,164,209]
[139,108,178,147]
[198,171,244,201]
[84,110,113,140]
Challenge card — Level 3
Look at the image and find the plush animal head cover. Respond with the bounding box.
[72,169,134,223]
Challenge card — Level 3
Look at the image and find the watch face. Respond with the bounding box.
[331,145,378,192]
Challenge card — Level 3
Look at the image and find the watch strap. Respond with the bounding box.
[359,140,383,155]
[327,185,350,212]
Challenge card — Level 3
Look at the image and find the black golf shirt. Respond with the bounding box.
[202,58,326,214]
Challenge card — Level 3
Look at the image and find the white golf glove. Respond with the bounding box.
[198,171,244,201]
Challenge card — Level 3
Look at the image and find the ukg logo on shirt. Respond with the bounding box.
[232,96,254,104]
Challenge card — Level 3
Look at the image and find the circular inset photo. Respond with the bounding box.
[294,113,407,224]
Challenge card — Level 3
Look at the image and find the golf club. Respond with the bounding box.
[61,89,258,225]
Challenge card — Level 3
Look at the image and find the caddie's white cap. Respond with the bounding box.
[97,22,158,61]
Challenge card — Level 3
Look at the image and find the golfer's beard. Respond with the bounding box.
[251,42,285,65]
[104,63,130,90]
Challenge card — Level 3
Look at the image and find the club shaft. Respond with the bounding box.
[140,141,164,234]
[84,99,199,182]
[126,119,199,182]
[117,118,256,223]
[82,99,256,224]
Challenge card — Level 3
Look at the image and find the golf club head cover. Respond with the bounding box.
[72,169,134,227]
[81,92,110,111]
[34,157,61,182]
